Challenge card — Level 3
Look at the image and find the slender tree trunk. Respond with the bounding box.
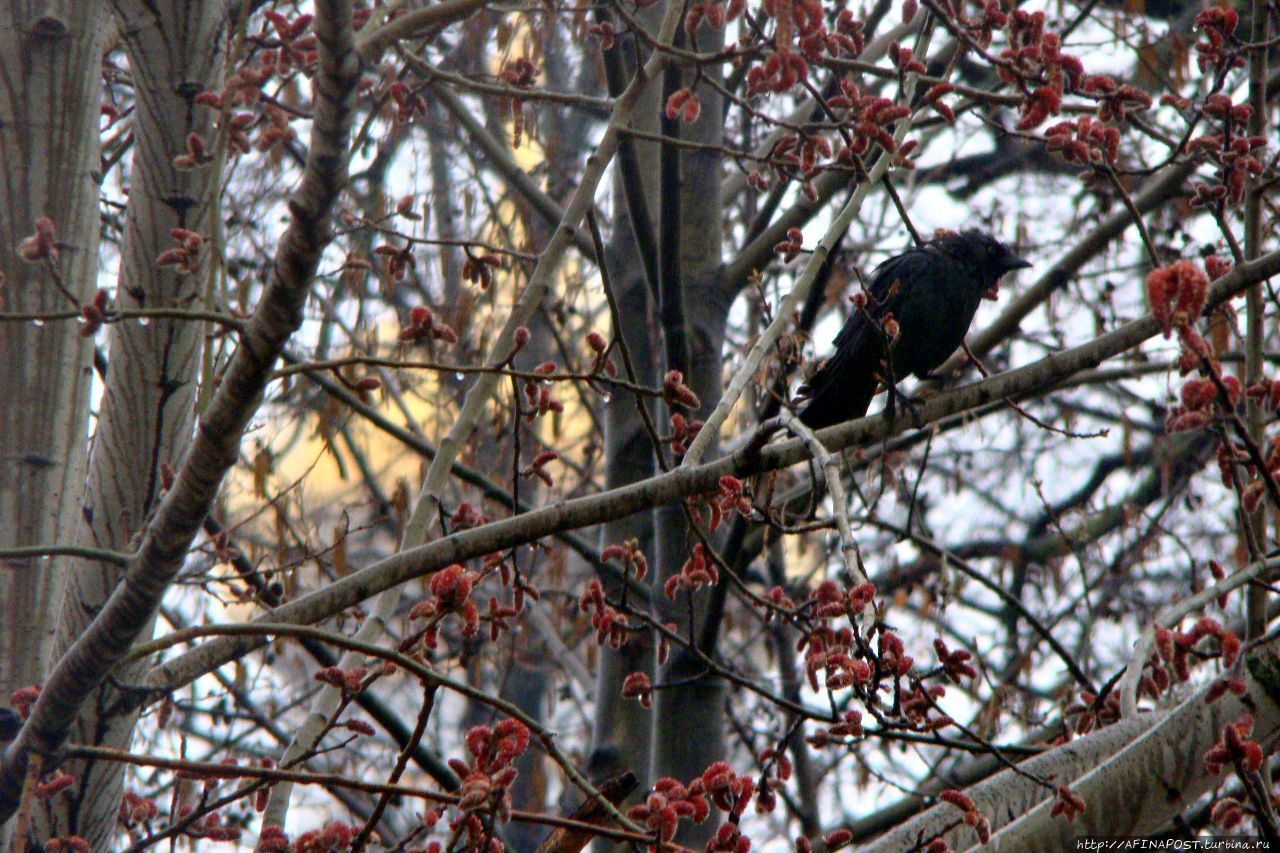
[39,2,227,846]
[648,22,727,844]
[588,10,664,803]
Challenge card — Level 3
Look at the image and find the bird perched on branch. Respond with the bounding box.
[797,230,1031,430]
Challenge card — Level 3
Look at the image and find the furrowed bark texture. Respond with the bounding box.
[0,0,360,829]
[987,656,1280,849]
[0,0,106,702]
[36,1,227,843]
[860,713,1166,851]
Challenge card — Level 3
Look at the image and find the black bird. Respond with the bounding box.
[798,230,1030,429]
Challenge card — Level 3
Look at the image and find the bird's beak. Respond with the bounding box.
[1008,257,1032,271]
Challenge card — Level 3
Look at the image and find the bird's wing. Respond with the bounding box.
[803,249,926,393]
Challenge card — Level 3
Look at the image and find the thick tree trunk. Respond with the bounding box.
[0,2,107,703]
[39,2,227,846]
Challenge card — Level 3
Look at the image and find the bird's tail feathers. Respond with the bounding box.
[797,371,877,430]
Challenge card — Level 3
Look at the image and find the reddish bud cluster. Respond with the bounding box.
[933,638,977,683]
[462,252,500,289]
[118,790,158,825]
[747,46,811,95]
[707,820,752,853]
[763,585,797,621]
[172,131,215,170]
[1204,676,1249,704]
[753,132,833,198]
[44,838,90,853]
[291,820,358,852]
[375,241,415,282]
[340,719,376,737]
[887,42,926,75]
[499,58,538,88]
[663,370,702,411]
[806,710,863,747]
[313,665,368,697]
[994,14,1084,131]
[1211,797,1249,832]
[829,81,910,161]
[1194,7,1244,73]
[485,593,522,643]
[186,812,242,842]
[668,412,706,455]
[389,81,428,123]
[665,87,703,124]
[1185,97,1267,205]
[878,629,913,675]
[802,624,869,691]
[156,227,204,274]
[813,580,876,620]
[579,580,630,648]
[1044,116,1120,165]
[333,368,380,403]
[584,329,617,378]
[665,543,719,598]
[754,745,793,815]
[621,671,653,708]
[702,761,757,818]
[692,475,753,533]
[1086,76,1152,125]
[394,194,420,221]
[774,227,805,263]
[446,719,530,827]
[262,11,316,69]
[1146,618,1242,701]
[586,21,616,50]
[627,776,712,841]
[1147,260,1209,337]
[601,538,649,580]
[450,502,488,530]
[256,104,297,154]
[1222,410,1280,512]
[35,770,75,800]
[409,564,481,645]
[938,789,991,844]
[899,682,949,729]
[521,449,558,487]
[922,82,956,124]
[79,290,109,338]
[10,684,39,718]
[18,217,58,262]
[685,0,741,32]
[521,371,565,422]
[1063,688,1120,735]
[399,305,458,346]
[1049,785,1087,822]
[1204,713,1264,775]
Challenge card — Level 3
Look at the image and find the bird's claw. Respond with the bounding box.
[885,384,925,428]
